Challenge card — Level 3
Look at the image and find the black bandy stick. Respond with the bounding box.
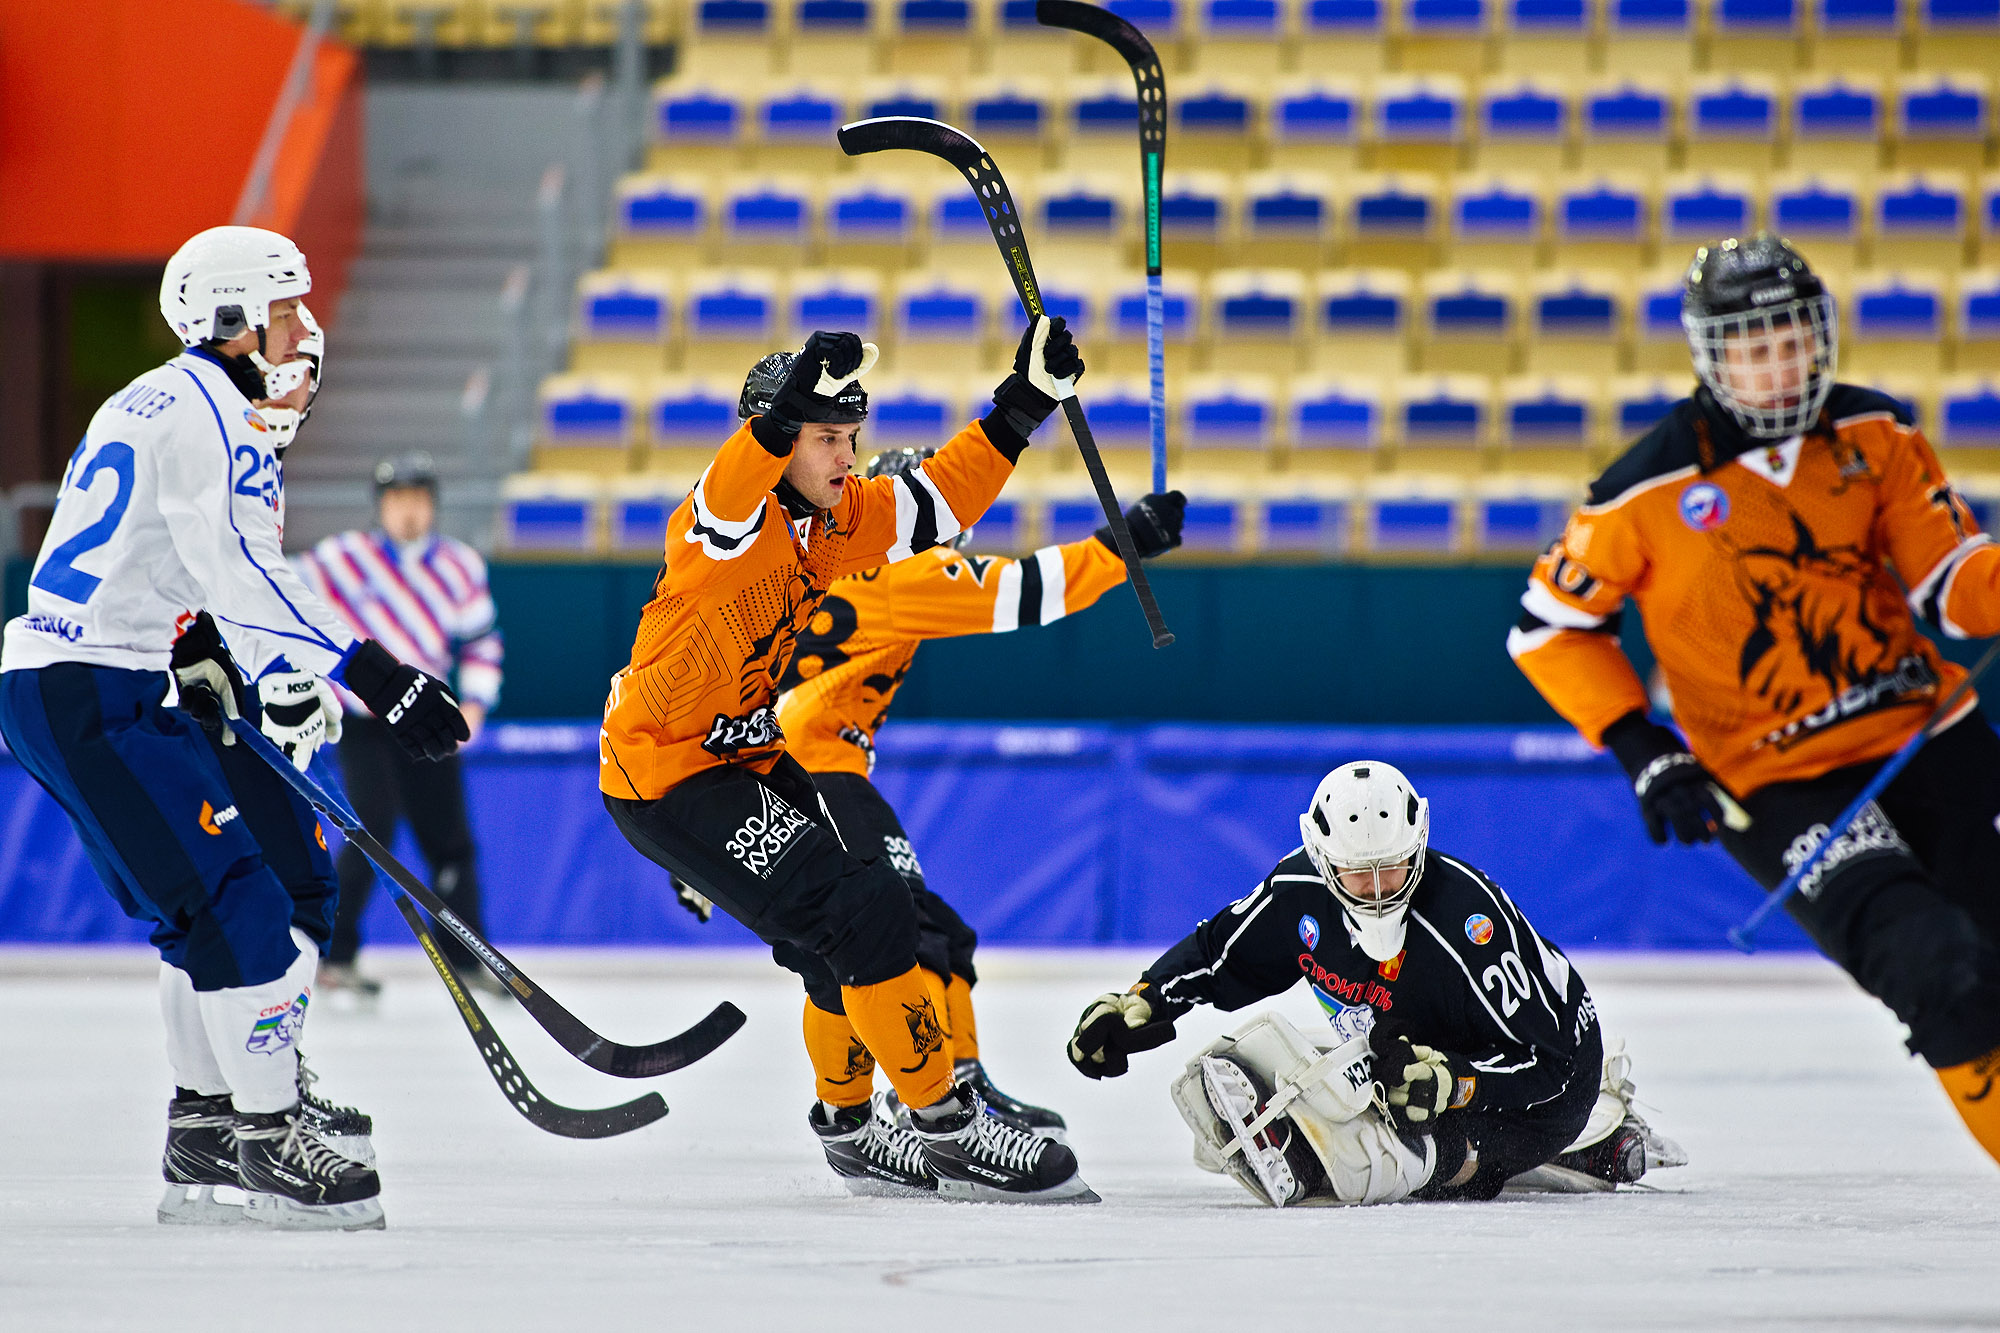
[230,717,745,1079]
[837,114,1176,649]
[1036,0,1169,496]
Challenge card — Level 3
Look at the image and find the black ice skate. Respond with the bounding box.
[810,1093,938,1196]
[298,1056,375,1166]
[158,1091,247,1226]
[236,1105,385,1230]
[955,1058,1068,1141]
[905,1084,1098,1204]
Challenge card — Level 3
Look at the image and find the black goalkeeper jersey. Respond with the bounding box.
[1138,847,1598,1115]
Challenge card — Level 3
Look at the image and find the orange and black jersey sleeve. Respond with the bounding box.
[775,537,1130,777]
[1137,849,1595,1115]
[1509,385,1990,796]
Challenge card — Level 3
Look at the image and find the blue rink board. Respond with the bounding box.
[0,722,1810,953]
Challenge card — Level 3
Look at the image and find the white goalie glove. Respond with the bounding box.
[1171,1011,1436,1208]
[257,671,343,771]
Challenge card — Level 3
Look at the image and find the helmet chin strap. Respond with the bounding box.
[773,477,818,520]
[206,341,271,405]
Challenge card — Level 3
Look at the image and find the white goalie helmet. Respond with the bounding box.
[1299,761,1430,963]
[159,225,312,349]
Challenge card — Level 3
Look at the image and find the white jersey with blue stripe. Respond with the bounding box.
[1,350,354,680]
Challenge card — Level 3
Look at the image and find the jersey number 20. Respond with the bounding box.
[32,442,136,605]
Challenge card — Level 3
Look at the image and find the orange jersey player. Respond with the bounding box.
[1508,234,2000,1169]
[600,323,1099,1202]
[764,444,1185,1143]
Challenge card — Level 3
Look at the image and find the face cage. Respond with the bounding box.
[1683,293,1838,440]
[1302,838,1427,925]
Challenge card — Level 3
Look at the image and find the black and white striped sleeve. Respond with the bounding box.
[990,545,1069,631]
[884,464,965,563]
[684,465,769,562]
[1139,865,1317,1016]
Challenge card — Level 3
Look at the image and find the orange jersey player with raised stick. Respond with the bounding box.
[1509,234,2000,1169]
[600,323,1100,1202]
[756,445,1183,1158]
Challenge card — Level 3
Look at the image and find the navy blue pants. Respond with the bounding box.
[0,664,336,991]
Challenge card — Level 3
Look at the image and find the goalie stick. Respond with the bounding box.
[1729,633,2000,951]
[1036,0,1168,496]
[837,114,1175,649]
[227,716,746,1077]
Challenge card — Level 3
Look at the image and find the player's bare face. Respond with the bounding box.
[380,486,436,544]
[1718,321,1814,412]
[1334,860,1411,902]
[783,424,862,510]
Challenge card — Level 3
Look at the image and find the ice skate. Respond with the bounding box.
[157,1091,248,1226]
[316,961,382,1011]
[810,1092,937,1197]
[905,1084,1098,1204]
[1199,1054,1326,1207]
[236,1105,385,1230]
[955,1058,1067,1141]
[1512,1042,1689,1192]
[298,1055,375,1166]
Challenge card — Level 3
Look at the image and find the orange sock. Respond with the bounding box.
[802,1000,875,1108]
[842,965,954,1111]
[945,974,979,1064]
[1937,1046,2000,1166]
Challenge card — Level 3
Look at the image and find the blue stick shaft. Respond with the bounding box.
[1146,275,1166,494]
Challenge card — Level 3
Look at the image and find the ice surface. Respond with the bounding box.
[1,947,1993,1332]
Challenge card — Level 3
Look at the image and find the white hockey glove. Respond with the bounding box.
[258,671,344,771]
[1371,1030,1475,1132]
[1068,986,1178,1079]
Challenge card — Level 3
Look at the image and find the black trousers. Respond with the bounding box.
[772,770,980,1015]
[329,715,486,969]
[1718,713,2000,1068]
[1416,1018,1603,1202]
[604,754,920,991]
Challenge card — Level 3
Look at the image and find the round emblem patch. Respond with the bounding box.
[243,408,269,433]
[1298,914,1321,950]
[1678,482,1729,532]
[1464,914,1494,946]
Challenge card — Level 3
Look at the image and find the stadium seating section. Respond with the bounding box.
[428,0,2000,557]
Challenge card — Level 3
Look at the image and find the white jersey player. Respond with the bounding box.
[0,226,468,1230]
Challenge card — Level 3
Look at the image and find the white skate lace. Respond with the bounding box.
[241,1112,357,1179]
[297,1058,362,1121]
[861,1117,932,1177]
[956,1103,1043,1174]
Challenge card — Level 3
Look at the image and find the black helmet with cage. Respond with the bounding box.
[864,446,973,549]
[737,351,869,423]
[372,451,438,495]
[1681,233,1838,440]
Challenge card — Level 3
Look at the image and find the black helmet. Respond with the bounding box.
[1681,233,1838,439]
[737,351,869,424]
[373,451,438,494]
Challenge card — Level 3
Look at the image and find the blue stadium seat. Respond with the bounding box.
[1066,78,1142,172]
[1496,0,1590,76]
[1662,174,1756,249]
[651,86,745,172]
[1448,175,1543,266]
[1299,0,1390,76]
[612,175,708,265]
[1194,0,1288,77]
[1348,175,1441,270]
[1176,85,1257,170]
[1940,376,2000,450]
[825,181,915,265]
[1420,270,1517,375]
[926,181,997,258]
[967,80,1051,147]
[789,270,881,341]
[718,177,813,264]
[1401,0,1494,77]
[1556,176,1652,268]
[1363,481,1463,553]
[607,480,680,552]
[1960,271,2000,370]
[1790,76,1884,172]
[1709,0,1805,72]
[1812,0,1903,72]
[1579,81,1673,171]
[649,379,739,450]
[1685,79,1781,172]
[1875,173,1969,269]
[1069,377,1155,452]
[894,276,991,369]
[680,0,779,82]
[1243,171,1335,267]
[991,0,1087,74]
[1314,270,1413,375]
[1475,80,1569,172]
[860,81,944,120]
[1271,80,1363,170]
[1847,272,1946,377]
[1373,76,1469,173]
[999,275,1095,343]
[1770,174,1863,277]
[966,496,1026,552]
[1895,74,1992,172]
[752,87,844,170]
[1601,0,1694,74]
[1108,277,1198,376]
[536,374,639,473]
[1176,494,1244,554]
[1396,374,1491,465]
[788,0,882,76]
[684,272,780,373]
[573,271,672,375]
[865,378,960,446]
[1209,270,1307,373]
[886,0,978,78]
[1502,377,1595,450]
[1039,176,1128,266]
[502,475,600,552]
[1915,0,2000,70]
[1611,375,1686,437]
[1473,481,1574,550]
[1046,496,1116,545]
[1160,172,1233,271]
[1259,492,1352,554]
[1290,376,1388,463]
[1183,376,1279,453]
[1633,272,1688,372]
[1527,272,1623,375]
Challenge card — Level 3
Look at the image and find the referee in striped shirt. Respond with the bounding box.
[296,453,504,999]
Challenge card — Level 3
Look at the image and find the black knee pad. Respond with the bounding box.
[796,860,920,990]
[773,939,846,1014]
[1826,875,2000,1066]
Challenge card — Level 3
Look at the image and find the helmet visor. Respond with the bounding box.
[1684,293,1838,439]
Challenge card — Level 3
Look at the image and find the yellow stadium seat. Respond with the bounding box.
[478,1,574,48]
[1598,0,1696,79]
[1554,172,1656,271]
[571,269,676,376]
[1957,268,2000,372]
[1870,171,1972,271]
[1576,78,1675,175]
[785,0,888,77]
[1683,75,1783,173]
[884,0,984,79]
[1785,74,1887,174]
[1344,172,1444,272]
[648,81,750,174]
[1912,0,2000,74]
[713,174,819,268]
[984,2,1093,79]
[381,0,478,47]
[644,375,742,481]
[681,269,786,375]
[746,85,852,174]
[887,269,1001,376]
[1391,373,1495,474]
[1312,269,1416,376]
[502,471,605,554]
[1494,0,1594,78]
[1369,74,1470,174]
[1843,268,1952,379]
[1525,269,1628,376]
[1174,81,1264,173]
[533,371,642,476]
[1471,473,1584,552]
[1472,78,1573,175]
[1444,172,1546,269]
[1768,171,1866,284]
[678,0,790,83]
[1286,375,1392,477]
[1704,0,1806,75]
[1630,267,1691,373]
[608,173,713,268]
[1394,0,1495,78]
[1190,0,1295,79]
[1063,76,1153,174]
[1890,73,1994,174]
[1297,0,1393,77]
[1205,269,1309,374]
[1416,269,1521,376]
[1803,0,1905,74]
[1499,375,1604,473]
[1269,78,1366,173]
[1359,473,1468,556]
[1241,170,1337,268]
[1607,372,1688,443]
[1160,171,1240,274]
[1101,273,1203,377]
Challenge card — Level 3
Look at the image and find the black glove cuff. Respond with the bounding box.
[1602,710,1684,784]
[993,371,1058,426]
[334,638,398,704]
[748,414,799,457]
[978,407,1034,463]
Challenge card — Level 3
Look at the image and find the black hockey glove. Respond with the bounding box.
[169,610,247,744]
[1602,711,1741,846]
[1067,986,1178,1079]
[669,874,715,924]
[338,639,468,763]
[1370,1029,1474,1134]
[751,330,867,454]
[988,315,1084,444]
[1097,490,1185,559]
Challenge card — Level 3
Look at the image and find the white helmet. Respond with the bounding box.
[1299,761,1430,962]
[159,226,311,348]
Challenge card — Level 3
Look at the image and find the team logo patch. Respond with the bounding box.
[1464,913,1495,946]
[1377,949,1406,981]
[1678,482,1730,532]
[198,800,240,837]
[724,785,814,880]
[243,407,268,433]
[1298,914,1321,950]
[246,989,309,1055]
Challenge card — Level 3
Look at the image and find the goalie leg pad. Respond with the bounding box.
[1170,1011,1436,1206]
